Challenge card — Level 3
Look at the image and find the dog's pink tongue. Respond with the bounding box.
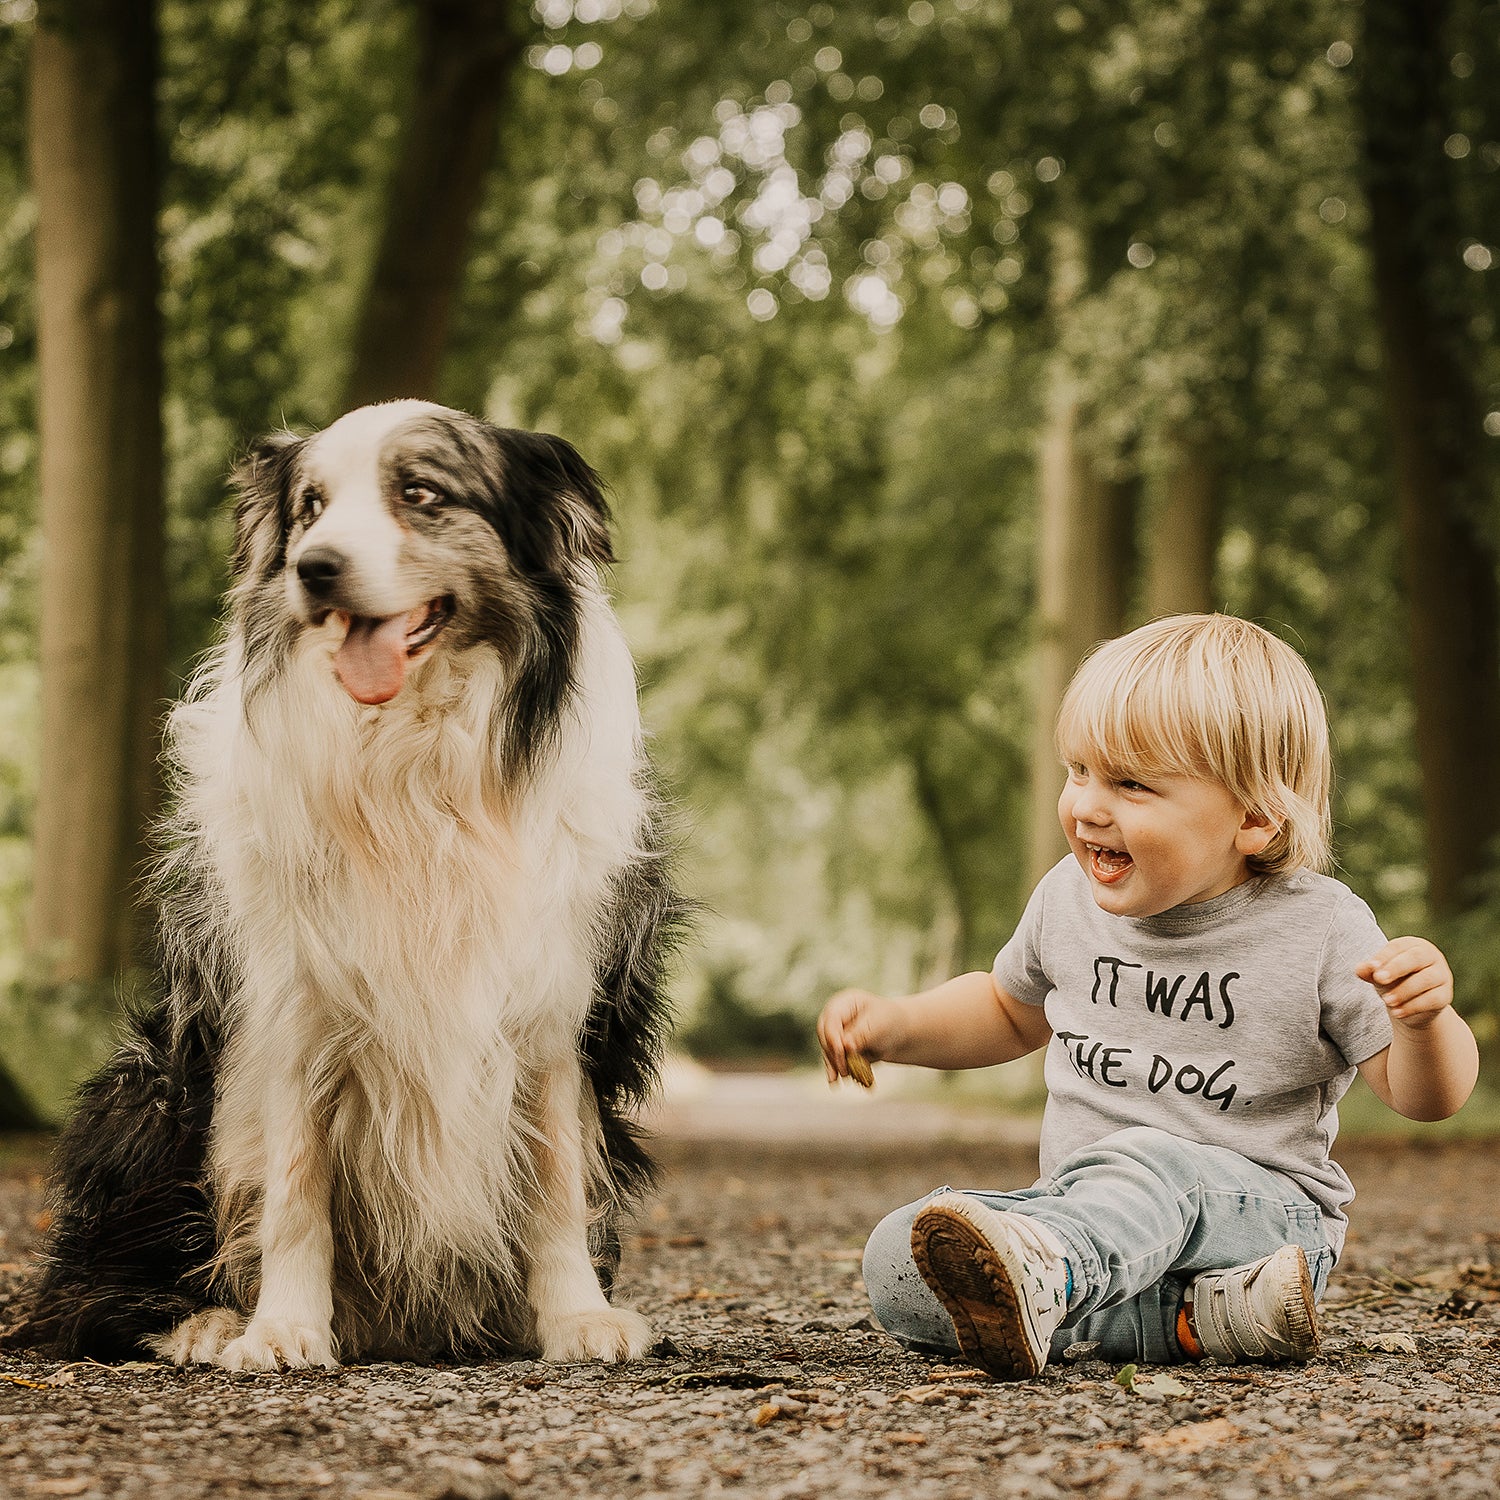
[334,614,409,704]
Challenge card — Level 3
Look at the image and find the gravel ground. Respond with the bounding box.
[2,1079,1498,1500]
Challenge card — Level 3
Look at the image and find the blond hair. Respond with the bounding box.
[1055,614,1332,875]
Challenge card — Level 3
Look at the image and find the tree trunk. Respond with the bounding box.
[909,748,976,973]
[342,0,523,410]
[1358,0,1500,917]
[1144,434,1220,618]
[26,0,166,985]
[1027,355,1138,886]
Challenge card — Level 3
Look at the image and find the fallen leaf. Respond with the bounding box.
[753,1402,781,1428]
[667,1235,708,1248]
[927,1365,989,1382]
[1434,1291,1484,1320]
[1130,1373,1190,1400]
[898,1385,948,1405]
[1139,1417,1243,1455]
[1364,1331,1419,1355]
[886,1432,927,1446]
[32,1481,91,1497]
[1114,1363,1139,1390]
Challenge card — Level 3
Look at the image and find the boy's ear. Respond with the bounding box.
[1235,810,1278,858]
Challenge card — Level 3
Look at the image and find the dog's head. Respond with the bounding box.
[231,401,613,706]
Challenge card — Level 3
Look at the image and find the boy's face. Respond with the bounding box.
[1057,760,1273,918]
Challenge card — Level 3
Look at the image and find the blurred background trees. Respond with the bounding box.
[0,0,1496,1119]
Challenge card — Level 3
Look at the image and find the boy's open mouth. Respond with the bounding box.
[1086,843,1133,884]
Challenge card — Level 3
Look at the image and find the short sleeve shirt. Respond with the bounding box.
[993,859,1394,1257]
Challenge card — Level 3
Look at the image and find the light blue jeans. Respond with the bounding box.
[863,1126,1334,1364]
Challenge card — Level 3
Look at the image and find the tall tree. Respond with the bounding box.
[343,0,523,409]
[1145,434,1220,618]
[1027,226,1137,886]
[26,0,166,984]
[1357,0,1500,917]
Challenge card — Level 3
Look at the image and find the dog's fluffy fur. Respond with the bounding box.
[9,401,684,1369]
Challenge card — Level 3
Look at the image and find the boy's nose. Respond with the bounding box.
[1069,784,1110,825]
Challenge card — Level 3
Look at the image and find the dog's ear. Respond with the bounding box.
[230,431,304,581]
[491,428,615,573]
[537,433,614,569]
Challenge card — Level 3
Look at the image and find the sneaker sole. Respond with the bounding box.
[910,1202,1044,1380]
[1281,1245,1321,1361]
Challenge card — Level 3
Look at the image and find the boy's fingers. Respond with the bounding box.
[1365,939,1443,988]
[1390,995,1447,1025]
[1372,938,1421,974]
[819,1031,846,1074]
[1381,973,1454,1022]
[1380,972,1446,1008]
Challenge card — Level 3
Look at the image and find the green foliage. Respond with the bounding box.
[1,0,1498,1060]
[676,963,819,1066]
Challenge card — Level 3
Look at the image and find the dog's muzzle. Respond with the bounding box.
[293,548,454,707]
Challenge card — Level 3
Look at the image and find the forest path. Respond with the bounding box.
[2,1075,1497,1499]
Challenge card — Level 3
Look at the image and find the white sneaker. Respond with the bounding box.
[910,1192,1069,1379]
[1187,1245,1320,1363]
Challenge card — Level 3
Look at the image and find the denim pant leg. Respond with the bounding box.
[863,1126,1332,1364]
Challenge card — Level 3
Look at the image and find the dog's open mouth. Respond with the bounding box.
[331,595,455,705]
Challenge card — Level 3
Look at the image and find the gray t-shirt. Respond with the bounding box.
[993,858,1394,1257]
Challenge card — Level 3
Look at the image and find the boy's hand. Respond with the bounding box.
[1356,937,1454,1029]
[817,988,899,1085]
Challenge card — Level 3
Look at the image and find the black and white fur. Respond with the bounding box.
[10,400,684,1369]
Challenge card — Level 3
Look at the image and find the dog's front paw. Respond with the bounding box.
[216,1318,338,1372]
[539,1305,653,1363]
[151,1307,247,1365]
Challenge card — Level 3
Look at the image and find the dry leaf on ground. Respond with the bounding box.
[1139,1417,1243,1455]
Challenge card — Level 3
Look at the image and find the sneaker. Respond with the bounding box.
[910,1192,1069,1380]
[1186,1244,1321,1363]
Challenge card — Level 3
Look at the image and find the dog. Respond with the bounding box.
[9,400,684,1369]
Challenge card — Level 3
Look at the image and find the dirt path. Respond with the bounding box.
[2,1079,1498,1499]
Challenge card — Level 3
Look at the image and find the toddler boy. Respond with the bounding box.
[819,615,1478,1377]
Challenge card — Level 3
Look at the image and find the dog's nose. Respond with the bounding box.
[296,547,346,599]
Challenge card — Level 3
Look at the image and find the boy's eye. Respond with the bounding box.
[1118,778,1151,794]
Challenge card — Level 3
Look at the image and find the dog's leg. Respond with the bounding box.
[215,1081,339,1372]
[527,1054,653,1362]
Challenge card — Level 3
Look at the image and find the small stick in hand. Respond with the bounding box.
[846,1052,875,1089]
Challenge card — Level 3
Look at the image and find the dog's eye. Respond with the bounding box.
[300,487,325,523]
[402,482,445,508]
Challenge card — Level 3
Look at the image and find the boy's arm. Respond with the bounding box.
[1355,937,1479,1122]
[818,970,1052,1080]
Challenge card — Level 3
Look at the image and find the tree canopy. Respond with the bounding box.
[0,0,1496,1101]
